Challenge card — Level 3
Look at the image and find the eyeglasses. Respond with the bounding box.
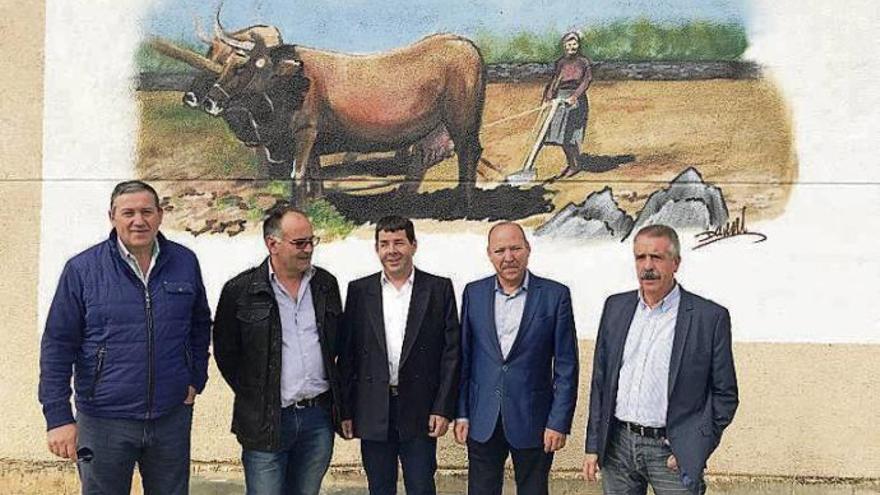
[276,235,321,250]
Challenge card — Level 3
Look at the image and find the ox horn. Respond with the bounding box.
[148,38,223,74]
[213,1,255,51]
[193,16,212,45]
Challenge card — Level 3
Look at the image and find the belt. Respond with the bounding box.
[618,419,667,439]
[286,391,330,410]
[389,385,399,397]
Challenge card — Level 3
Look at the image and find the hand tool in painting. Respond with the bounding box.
[505,98,561,185]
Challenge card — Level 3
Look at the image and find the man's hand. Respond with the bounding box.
[341,420,354,440]
[428,415,450,438]
[543,428,567,453]
[183,385,197,405]
[667,454,678,471]
[582,453,600,482]
[453,420,469,445]
[47,423,77,460]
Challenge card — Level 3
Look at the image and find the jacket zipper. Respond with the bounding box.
[89,345,107,399]
[145,290,155,419]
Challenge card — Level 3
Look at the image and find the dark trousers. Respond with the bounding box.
[360,395,438,495]
[76,404,193,495]
[601,423,705,495]
[466,416,554,495]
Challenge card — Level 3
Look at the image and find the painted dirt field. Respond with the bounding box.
[136,79,795,237]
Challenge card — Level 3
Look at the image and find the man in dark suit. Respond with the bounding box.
[583,224,739,494]
[454,221,579,495]
[339,215,460,495]
[213,205,345,495]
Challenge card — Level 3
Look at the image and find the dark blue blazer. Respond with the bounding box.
[585,286,738,493]
[457,272,579,449]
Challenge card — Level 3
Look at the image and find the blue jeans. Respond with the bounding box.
[242,404,334,495]
[601,424,705,495]
[76,404,193,495]
[360,396,437,495]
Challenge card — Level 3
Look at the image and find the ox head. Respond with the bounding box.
[183,7,283,109]
[202,34,304,116]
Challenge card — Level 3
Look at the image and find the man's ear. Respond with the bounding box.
[275,59,302,77]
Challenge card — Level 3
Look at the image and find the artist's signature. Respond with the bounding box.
[693,207,767,250]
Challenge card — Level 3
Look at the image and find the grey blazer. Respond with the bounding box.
[585,286,738,493]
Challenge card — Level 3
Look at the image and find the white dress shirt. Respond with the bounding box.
[615,284,681,427]
[382,269,415,386]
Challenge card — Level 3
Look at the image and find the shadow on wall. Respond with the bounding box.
[325,184,555,223]
[576,154,636,174]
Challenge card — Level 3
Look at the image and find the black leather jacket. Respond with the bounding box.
[213,258,344,450]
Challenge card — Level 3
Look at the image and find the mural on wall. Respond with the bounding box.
[138,0,794,246]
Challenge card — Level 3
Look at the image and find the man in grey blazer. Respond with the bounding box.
[583,224,738,494]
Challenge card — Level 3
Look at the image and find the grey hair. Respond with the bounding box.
[634,224,681,259]
[110,180,160,211]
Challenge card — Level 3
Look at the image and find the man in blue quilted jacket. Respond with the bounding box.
[38,180,212,495]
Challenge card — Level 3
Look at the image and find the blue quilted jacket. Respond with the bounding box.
[39,231,212,429]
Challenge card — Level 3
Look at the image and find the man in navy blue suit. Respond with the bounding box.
[454,222,579,495]
[583,224,738,494]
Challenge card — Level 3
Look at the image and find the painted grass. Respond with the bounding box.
[477,19,748,64]
[136,40,203,72]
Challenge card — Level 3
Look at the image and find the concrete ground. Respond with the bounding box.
[191,474,880,495]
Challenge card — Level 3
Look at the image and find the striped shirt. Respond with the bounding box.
[614,284,681,427]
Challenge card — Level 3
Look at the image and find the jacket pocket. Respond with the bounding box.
[236,305,272,323]
[232,385,266,437]
[163,281,194,295]
[88,345,108,400]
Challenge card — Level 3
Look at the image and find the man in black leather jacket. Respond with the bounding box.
[213,204,345,495]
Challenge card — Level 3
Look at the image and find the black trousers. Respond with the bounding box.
[466,416,554,495]
[360,394,438,495]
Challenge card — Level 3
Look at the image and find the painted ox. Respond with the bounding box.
[159,25,484,206]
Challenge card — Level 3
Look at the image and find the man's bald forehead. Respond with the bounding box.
[281,209,310,223]
[488,221,527,244]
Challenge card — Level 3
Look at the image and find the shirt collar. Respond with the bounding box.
[495,270,530,296]
[638,282,680,312]
[268,258,316,284]
[117,237,159,263]
[381,267,416,288]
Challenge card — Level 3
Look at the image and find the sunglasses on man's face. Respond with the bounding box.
[276,235,321,250]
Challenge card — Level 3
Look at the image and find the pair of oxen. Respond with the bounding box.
[153,12,487,205]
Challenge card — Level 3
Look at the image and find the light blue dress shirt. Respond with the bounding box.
[494,271,530,359]
[614,283,681,427]
[268,262,329,406]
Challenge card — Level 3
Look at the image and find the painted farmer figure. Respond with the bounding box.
[39,180,211,494]
[455,222,579,495]
[583,225,739,494]
[542,30,592,178]
[213,205,345,495]
[339,216,461,495]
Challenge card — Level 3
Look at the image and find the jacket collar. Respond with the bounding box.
[249,257,329,296]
